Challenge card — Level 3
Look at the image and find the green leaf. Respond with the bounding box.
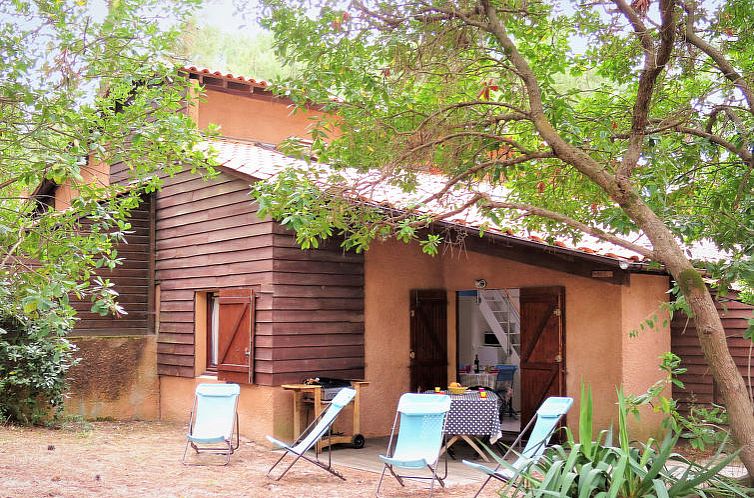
[606,452,628,498]
[579,382,593,458]
[651,478,670,498]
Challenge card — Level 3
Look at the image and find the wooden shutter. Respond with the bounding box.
[519,286,566,427]
[217,289,255,384]
[410,289,448,393]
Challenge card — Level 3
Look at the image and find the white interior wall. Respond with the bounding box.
[457,293,489,368]
[457,290,522,420]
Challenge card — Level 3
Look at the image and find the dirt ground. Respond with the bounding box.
[0,421,498,498]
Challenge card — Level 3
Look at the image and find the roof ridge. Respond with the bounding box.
[182,66,270,87]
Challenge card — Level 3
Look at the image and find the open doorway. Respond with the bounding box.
[457,288,522,434]
[457,286,567,436]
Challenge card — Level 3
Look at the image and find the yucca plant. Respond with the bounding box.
[516,384,751,498]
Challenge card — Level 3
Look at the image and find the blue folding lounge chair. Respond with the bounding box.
[266,387,356,481]
[376,393,452,497]
[182,383,241,465]
[463,396,573,497]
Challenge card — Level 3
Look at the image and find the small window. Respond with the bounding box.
[207,292,220,371]
[195,289,255,382]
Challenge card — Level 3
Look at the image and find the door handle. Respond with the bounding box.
[554,354,562,363]
[409,350,416,360]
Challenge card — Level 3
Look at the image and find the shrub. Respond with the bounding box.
[0,312,78,425]
[678,403,731,452]
[516,385,751,497]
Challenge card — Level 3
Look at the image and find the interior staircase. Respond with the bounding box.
[478,289,521,364]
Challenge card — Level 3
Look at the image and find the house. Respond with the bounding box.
[48,67,676,442]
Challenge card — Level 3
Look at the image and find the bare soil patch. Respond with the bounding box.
[0,421,497,497]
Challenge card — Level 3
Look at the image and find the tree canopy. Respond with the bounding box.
[257,0,754,477]
[0,0,209,321]
[257,0,752,282]
[0,0,208,420]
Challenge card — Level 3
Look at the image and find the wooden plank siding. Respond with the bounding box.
[152,168,365,384]
[153,169,273,378]
[266,232,364,385]
[68,196,153,336]
[671,296,754,413]
[109,161,135,187]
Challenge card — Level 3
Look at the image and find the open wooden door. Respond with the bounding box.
[519,286,565,427]
[217,288,255,384]
[410,289,448,392]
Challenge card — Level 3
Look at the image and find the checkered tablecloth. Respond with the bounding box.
[444,391,502,444]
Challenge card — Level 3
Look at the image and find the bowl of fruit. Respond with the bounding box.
[448,382,467,395]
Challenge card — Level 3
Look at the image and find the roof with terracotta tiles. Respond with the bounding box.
[205,137,677,269]
[181,66,271,92]
[177,65,723,268]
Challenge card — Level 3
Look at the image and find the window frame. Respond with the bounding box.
[206,292,220,372]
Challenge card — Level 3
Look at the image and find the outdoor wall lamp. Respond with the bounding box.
[474,279,487,289]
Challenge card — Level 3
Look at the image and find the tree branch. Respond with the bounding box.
[682,1,754,112]
[413,151,555,205]
[668,123,753,162]
[477,0,620,197]
[705,105,746,134]
[400,130,541,161]
[0,176,22,191]
[615,0,676,178]
[414,101,528,132]
[482,198,654,258]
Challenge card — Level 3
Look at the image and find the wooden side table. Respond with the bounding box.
[281,383,323,440]
[281,381,369,450]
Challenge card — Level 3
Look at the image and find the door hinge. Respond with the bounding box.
[553,308,561,317]
[410,309,415,317]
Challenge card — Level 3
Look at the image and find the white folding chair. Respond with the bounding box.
[463,396,574,497]
[266,387,356,481]
[182,383,241,465]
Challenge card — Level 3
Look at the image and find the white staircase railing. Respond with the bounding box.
[478,289,520,364]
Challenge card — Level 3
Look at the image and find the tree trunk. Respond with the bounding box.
[641,212,754,479]
[477,1,754,476]
[672,266,754,479]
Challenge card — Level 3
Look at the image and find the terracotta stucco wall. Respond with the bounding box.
[361,239,446,438]
[160,376,295,442]
[361,239,668,438]
[54,155,110,211]
[197,89,326,144]
[65,336,159,420]
[621,273,672,438]
[156,239,670,444]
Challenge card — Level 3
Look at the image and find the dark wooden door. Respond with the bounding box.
[410,289,448,393]
[217,289,255,384]
[519,286,565,427]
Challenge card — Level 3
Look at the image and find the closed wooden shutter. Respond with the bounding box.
[217,289,255,384]
[410,289,448,393]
